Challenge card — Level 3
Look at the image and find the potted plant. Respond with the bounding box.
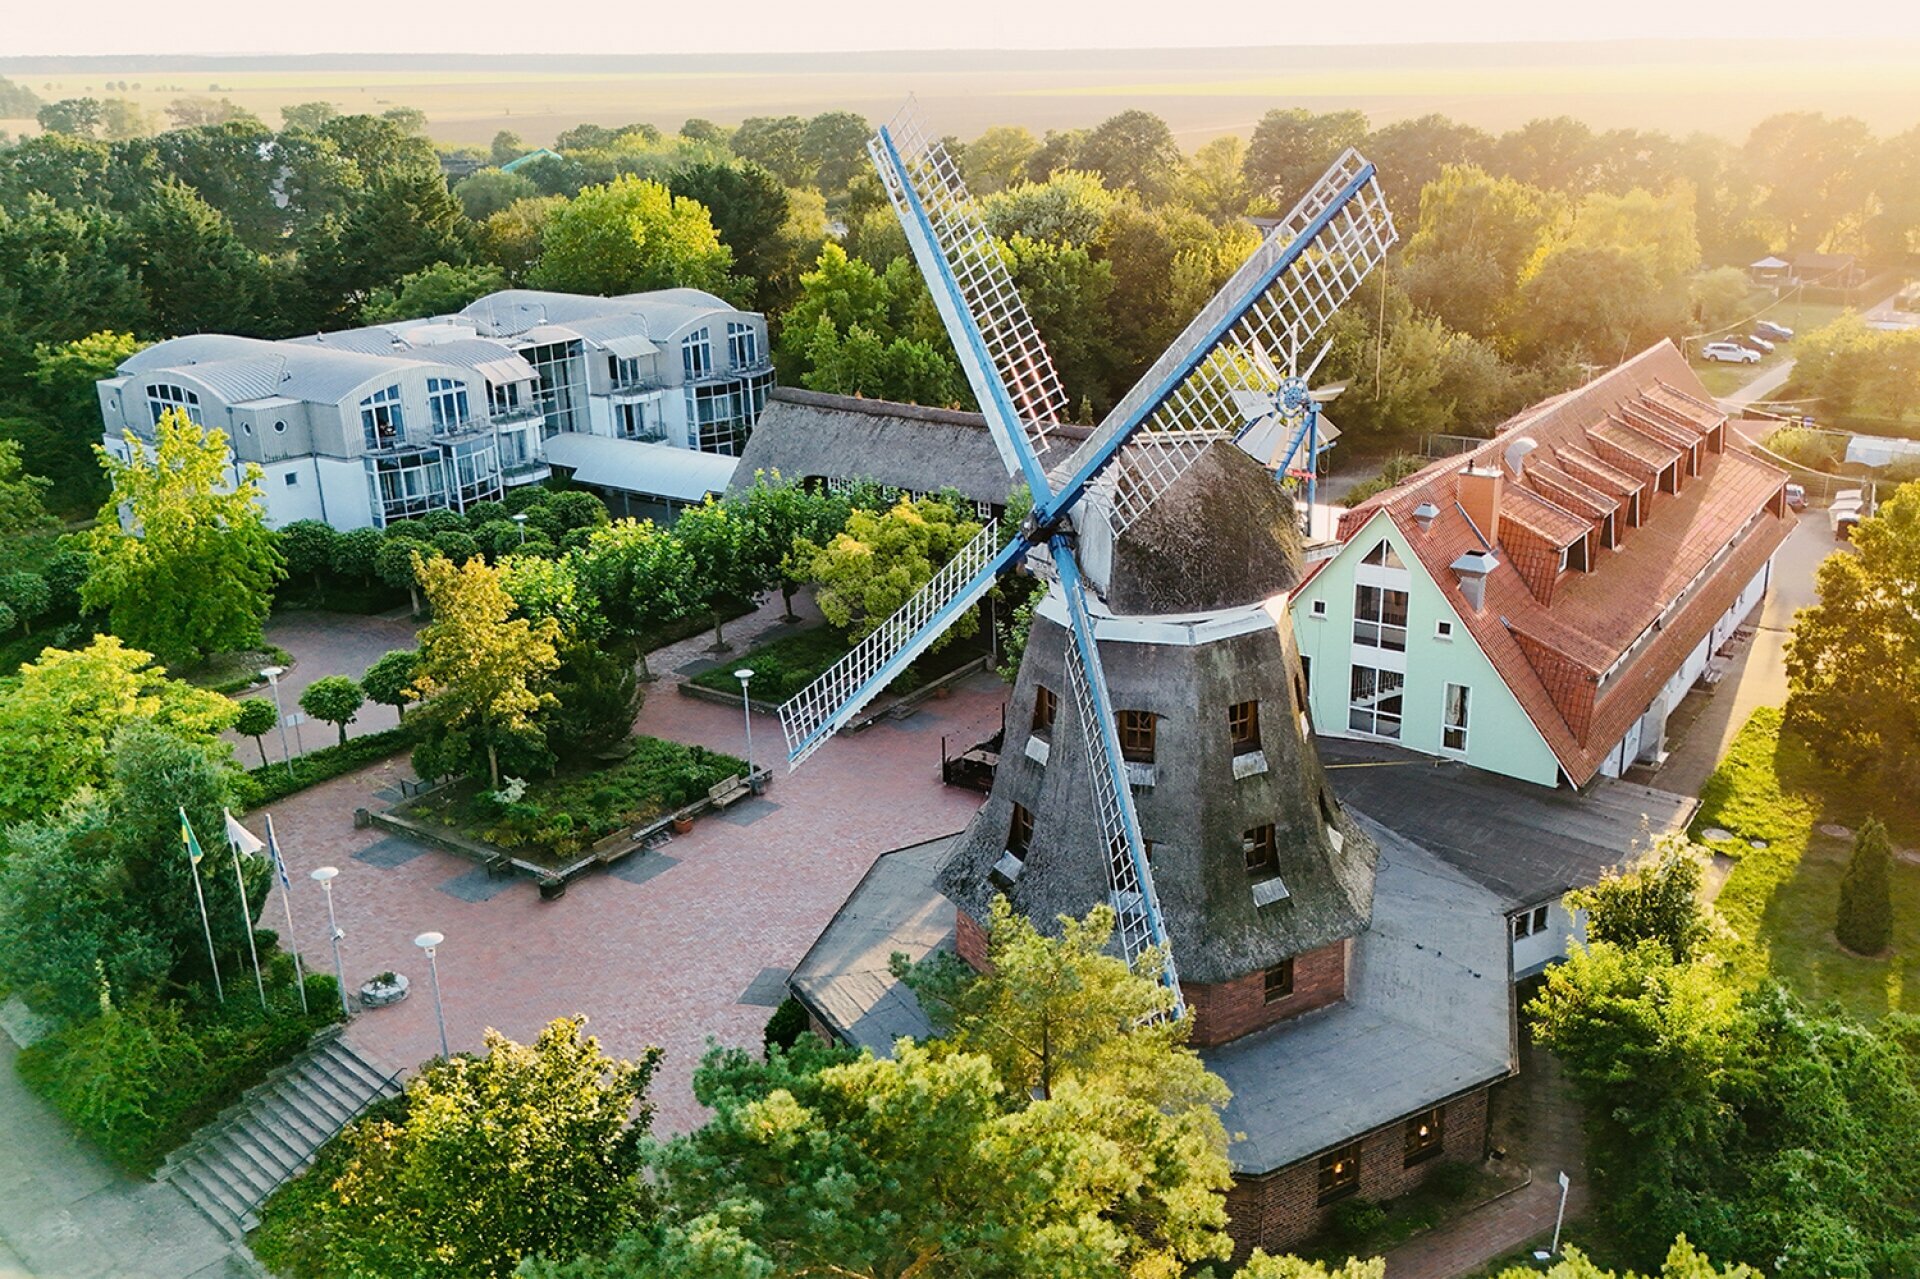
[359,970,409,1007]
[673,812,696,835]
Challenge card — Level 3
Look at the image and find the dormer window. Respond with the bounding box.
[145,383,203,427]
[1031,685,1057,737]
[360,385,405,450]
[682,328,713,379]
[1117,711,1156,763]
[1007,802,1033,860]
[1242,824,1277,874]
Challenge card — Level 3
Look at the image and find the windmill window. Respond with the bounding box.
[1117,711,1156,763]
[1404,1107,1445,1166]
[1317,1143,1361,1204]
[1242,824,1277,874]
[1263,959,1295,1003]
[1229,700,1260,754]
[1032,685,1057,737]
[1007,803,1034,860]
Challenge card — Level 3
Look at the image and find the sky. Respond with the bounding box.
[10,0,1920,57]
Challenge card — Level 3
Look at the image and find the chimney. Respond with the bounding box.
[1458,466,1503,545]
[1412,501,1440,532]
[1450,550,1498,613]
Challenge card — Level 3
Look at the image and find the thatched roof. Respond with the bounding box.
[729,388,1015,505]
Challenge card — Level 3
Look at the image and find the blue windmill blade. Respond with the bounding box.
[869,106,1065,501]
[1051,538,1184,1012]
[1042,149,1396,533]
[778,520,1027,768]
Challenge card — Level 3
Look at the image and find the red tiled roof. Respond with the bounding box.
[1333,341,1792,785]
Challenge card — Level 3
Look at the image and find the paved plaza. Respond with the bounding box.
[259,598,1001,1133]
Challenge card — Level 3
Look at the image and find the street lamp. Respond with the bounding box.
[734,668,755,779]
[261,665,296,776]
[414,931,450,1060]
[310,866,351,1017]
[512,512,528,545]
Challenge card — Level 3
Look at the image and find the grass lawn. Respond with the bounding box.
[401,736,745,867]
[691,623,990,705]
[1691,297,1851,400]
[1691,706,1920,1022]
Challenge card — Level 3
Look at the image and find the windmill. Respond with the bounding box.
[777,106,1396,1009]
[1228,333,1347,528]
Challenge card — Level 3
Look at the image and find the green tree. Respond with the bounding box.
[475,194,565,282]
[0,634,237,825]
[670,498,764,651]
[1785,480,1920,786]
[0,439,55,536]
[1571,835,1713,963]
[1518,244,1681,361]
[1075,108,1181,202]
[280,101,339,131]
[737,472,845,621]
[255,1017,660,1279]
[1741,112,1873,251]
[235,696,278,767]
[729,115,811,187]
[799,110,871,198]
[302,167,471,324]
[83,410,285,665]
[579,517,696,678]
[529,175,733,297]
[1402,165,1562,338]
[408,551,562,788]
[1490,1239,1760,1279]
[129,178,271,337]
[1691,266,1752,330]
[20,330,146,513]
[36,98,104,138]
[276,519,338,595]
[1835,817,1893,956]
[962,125,1040,195]
[1243,108,1369,203]
[453,167,539,222]
[374,537,429,615]
[359,648,419,721]
[1180,135,1252,223]
[299,674,365,746]
[793,496,983,646]
[982,169,1117,246]
[1239,1258,1385,1279]
[490,129,525,165]
[666,161,791,305]
[1362,114,1494,228]
[361,261,507,324]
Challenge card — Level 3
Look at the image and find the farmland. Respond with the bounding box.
[5,39,1919,148]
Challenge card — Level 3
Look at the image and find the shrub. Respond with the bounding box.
[232,726,413,807]
[1836,817,1893,955]
[763,996,810,1055]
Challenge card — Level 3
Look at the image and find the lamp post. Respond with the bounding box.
[261,665,296,775]
[512,512,528,545]
[414,932,450,1060]
[310,866,351,1017]
[734,668,754,780]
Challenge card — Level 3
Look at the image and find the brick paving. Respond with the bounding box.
[254,595,999,1134]
[225,609,421,763]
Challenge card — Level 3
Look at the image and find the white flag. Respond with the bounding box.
[224,809,265,855]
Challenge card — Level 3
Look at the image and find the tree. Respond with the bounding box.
[276,519,339,595]
[1785,480,1920,786]
[20,330,146,514]
[0,634,237,825]
[361,261,507,324]
[1243,108,1369,203]
[579,518,696,678]
[302,167,470,324]
[982,169,1117,246]
[408,552,562,788]
[254,1017,660,1279]
[792,497,983,647]
[729,115,811,187]
[474,195,565,282]
[529,175,733,297]
[1835,817,1893,956]
[360,648,419,721]
[1741,112,1873,251]
[2,199,148,403]
[669,498,764,651]
[280,101,339,131]
[453,167,539,222]
[1402,165,1562,337]
[374,537,429,614]
[1570,834,1713,963]
[1691,266,1752,330]
[962,125,1040,195]
[1180,135,1252,223]
[490,129,525,165]
[666,161,791,305]
[1518,245,1680,361]
[544,638,642,761]
[1362,114,1494,227]
[165,96,253,129]
[299,675,365,747]
[0,569,51,634]
[83,410,285,666]
[1490,1240,1760,1279]
[129,178,272,337]
[235,696,278,767]
[1075,109,1181,202]
[36,98,104,138]
[0,439,54,536]
[737,473,844,620]
[798,111,871,198]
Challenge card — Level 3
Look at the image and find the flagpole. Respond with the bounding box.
[266,815,309,1016]
[182,808,224,1005]
[228,834,268,1011]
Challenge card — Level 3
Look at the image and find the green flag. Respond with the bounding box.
[180,808,206,866]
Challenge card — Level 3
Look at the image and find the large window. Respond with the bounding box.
[426,377,470,436]
[145,383,203,427]
[1404,1108,1444,1166]
[1117,710,1157,763]
[523,340,583,436]
[366,447,448,523]
[359,384,405,450]
[1348,664,1404,739]
[726,320,761,369]
[1353,582,1409,651]
[1442,683,1470,752]
[682,328,713,379]
[687,383,746,456]
[1317,1143,1361,1205]
[610,355,645,388]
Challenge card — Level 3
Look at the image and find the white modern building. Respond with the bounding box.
[96,288,769,530]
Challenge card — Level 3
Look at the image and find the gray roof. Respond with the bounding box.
[1108,443,1305,614]
[789,835,953,1054]
[458,288,744,341]
[729,388,1015,506]
[1317,737,1696,909]
[542,433,738,502]
[122,334,434,405]
[1207,815,1514,1174]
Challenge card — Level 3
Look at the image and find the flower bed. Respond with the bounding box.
[397,736,745,868]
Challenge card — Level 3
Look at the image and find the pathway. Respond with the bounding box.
[1717,357,1796,413]
[256,592,1002,1135]
[0,1037,252,1279]
[224,609,421,763]
[1384,1040,1587,1279]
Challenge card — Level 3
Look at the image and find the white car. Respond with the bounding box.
[1702,342,1761,364]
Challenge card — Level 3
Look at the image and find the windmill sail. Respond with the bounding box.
[1051,149,1396,534]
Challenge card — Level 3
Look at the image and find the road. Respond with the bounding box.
[1718,357,1796,415]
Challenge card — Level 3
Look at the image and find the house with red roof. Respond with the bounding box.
[1292,340,1793,794]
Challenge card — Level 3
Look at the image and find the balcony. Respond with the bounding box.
[487,403,545,426]
[501,459,551,486]
[608,376,668,400]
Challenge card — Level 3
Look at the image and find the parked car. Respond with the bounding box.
[1737,333,1776,354]
[1702,342,1761,364]
[1785,483,1807,510]
[1755,320,1794,341]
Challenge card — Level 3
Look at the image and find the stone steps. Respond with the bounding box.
[161,1029,404,1239]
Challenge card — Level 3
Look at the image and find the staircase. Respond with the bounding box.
[162,1028,404,1238]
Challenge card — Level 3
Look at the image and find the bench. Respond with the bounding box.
[483,853,514,880]
[707,774,751,810]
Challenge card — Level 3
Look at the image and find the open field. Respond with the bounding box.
[5,41,1919,147]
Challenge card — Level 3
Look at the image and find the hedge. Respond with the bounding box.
[235,725,415,807]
